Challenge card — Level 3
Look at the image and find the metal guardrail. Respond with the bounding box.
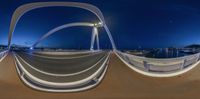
[14,51,110,92]
[116,50,200,74]
[32,50,101,55]
[0,50,8,62]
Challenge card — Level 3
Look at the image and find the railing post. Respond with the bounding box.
[195,54,199,62]
[198,53,200,61]
[125,55,130,62]
[21,71,25,77]
[198,54,200,61]
[181,59,186,69]
[143,61,149,71]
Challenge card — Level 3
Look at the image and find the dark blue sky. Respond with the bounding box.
[1,0,200,49]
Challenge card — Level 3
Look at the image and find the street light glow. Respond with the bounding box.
[98,22,102,25]
[30,47,33,50]
[94,22,103,27]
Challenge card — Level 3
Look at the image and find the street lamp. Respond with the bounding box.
[94,22,103,27]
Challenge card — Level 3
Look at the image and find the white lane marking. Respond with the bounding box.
[115,51,200,78]
[24,51,102,59]
[15,52,107,76]
[33,50,100,55]
[16,53,109,92]
[14,52,110,87]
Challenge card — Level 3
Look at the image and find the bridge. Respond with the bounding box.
[0,1,199,92]
[7,1,114,92]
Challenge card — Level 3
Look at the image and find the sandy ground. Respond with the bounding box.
[0,52,200,99]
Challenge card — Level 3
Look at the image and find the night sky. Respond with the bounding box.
[1,0,200,50]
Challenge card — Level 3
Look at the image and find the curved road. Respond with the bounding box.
[0,53,200,98]
[13,51,109,92]
[15,51,107,74]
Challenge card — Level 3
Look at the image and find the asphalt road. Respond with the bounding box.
[14,51,109,83]
[32,51,94,58]
[15,51,107,74]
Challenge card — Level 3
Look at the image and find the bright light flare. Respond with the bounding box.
[30,47,33,50]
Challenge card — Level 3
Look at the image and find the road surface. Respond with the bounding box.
[15,51,107,74]
[0,52,200,98]
[13,51,109,92]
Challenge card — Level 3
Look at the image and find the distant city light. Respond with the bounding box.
[30,47,33,50]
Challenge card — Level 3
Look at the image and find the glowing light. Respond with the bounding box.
[98,22,102,25]
[30,47,33,50]
[94,23,98,26]
[94,22,103,27]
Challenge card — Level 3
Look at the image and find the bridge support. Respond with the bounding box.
[96,28,100,50]
[90,27,100,51]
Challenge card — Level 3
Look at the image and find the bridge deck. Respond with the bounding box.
[15,51,106,74]
[0,52,200,99]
